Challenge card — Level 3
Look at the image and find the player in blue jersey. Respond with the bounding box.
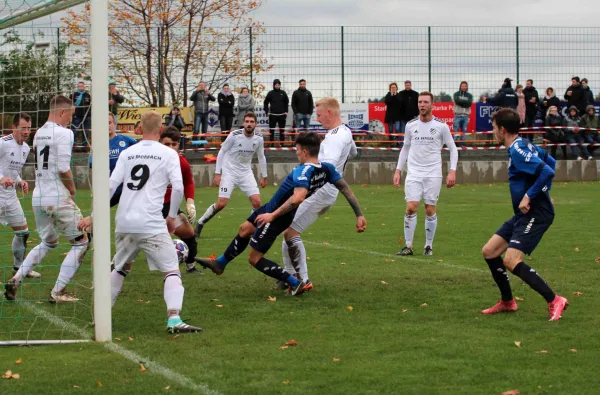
[89,112,137,207]
[481,108,568,321]
[196,132,367,296]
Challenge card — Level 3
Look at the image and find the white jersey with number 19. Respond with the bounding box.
[110,140,183,235]
[31,122,74,207]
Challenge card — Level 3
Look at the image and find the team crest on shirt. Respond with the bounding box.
[119,141,126,147]
[430,128,437,135]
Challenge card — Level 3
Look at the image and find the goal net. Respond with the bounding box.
[0,0,111,345]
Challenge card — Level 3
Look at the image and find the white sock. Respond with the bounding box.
[13,242,53,284]
[198,204,218,225]
[286,237,308,281]
[404,213,417,248]
[425,214,438,248]
[12,230,29,268]
[281,239,295,274]
[51,240,89,295]
[110,269,126,307]
[164,273,184,318]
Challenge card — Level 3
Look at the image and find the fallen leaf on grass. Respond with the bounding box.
[501,390,520,395]
[139,363,146,372]
[136,299,144,303]
[402,309,408,313]
[278,346,288,350]
[145,301,151,304]
[2,370,12,379]
[11,374,20,379]
[210,299,219,302]
[267,296,277,302]
[397,238,403,244]
[514,341,521,348]
[596,257,600,263]
[573,291,583,296]
[347,306,353,311]
[216,304,224,308]
[574,247,580,252]
[332,357,340,362]
[306,256,311,261]
[128,337,134,342]
[73,385,80,389]
[570,349,578,353]
[324,217,330,220]
[383,258,390,262]
[380,281,389,285]
[420,303,428,308]
[168,334,180,340]
[340,262,346,265]
[282,380,290,384]
[15,358,22,364]
[515,297,524,301]
[164,386,171,390]
[285,340,297,346]
[536,350,549,354]
[115,338,121,341]
[362,184,368,188]
[97,382,103,387]
[322,242,330,246]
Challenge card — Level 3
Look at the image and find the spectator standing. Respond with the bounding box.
[218,83,235,141]
[452,81,473,144]
[564,77,586,114]
[579,104,600,154]
[72,81,91,149]
[165,106,186,131]
[544,106,567,159]
[540,87,561,115]
[399,80,419,130]
[384,82,403,145]
[263,78,289,144]
[108,81,125,125]
[523,79,539,127]
[581,78,595,108]
[235,87,255,128]
[489,78,518,109]
[190,81,216,138]
[563,106,591,160]
[515,84,526,125]
[291,79,314,132]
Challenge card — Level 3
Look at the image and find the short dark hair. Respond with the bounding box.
[49,95,73,110]
[527,79,533,84]
[418,91,434,102]
[12,112,31,127]
[160,126,181,143]
[240,87,249,93]
[492,108,521,134]
[404,80,411,84]
[223,83,229,88]
[389,82,398,90]
[295,132,321,157]
[299,79,306,84]
[243,112,257,122]
[582,78,588,83]
[78,81,85,85]
[572,76,581,83]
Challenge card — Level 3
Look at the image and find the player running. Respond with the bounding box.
[393,92,458,256]
[5,96,90,303]
[196,132,367,296]
[0,113,40,279]
[80,111,202,333]
[481,108,568,321]
[280,97,357,291]
[194,112,267,238]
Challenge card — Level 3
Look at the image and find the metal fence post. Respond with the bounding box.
[516,26,520,83]
[249,26,253,95]
[56,27,60,92]
[341,26,345,103]
[157,26,161,105]
[428,26,432,92]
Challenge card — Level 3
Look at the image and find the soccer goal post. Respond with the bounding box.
[0,0,111,345]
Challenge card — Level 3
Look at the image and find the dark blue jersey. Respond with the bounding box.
[265,162,342,213]
[507,137,555,216]
[89,134,138,173]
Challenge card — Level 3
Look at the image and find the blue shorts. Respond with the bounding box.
[495,213,553,255]
[247,205,295,254]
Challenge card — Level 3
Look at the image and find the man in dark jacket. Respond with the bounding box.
[581,78,595,108]
[263,79,289,143]
[108,81,125,124]
[564,76,586,114]
[489,78,518,109]
[398,80,419,128]
[190,81,216,137]
[291,79,314,132]
[523,79,539,127]
[218,83,235,141]
[72,81,91,148]
[453,81,473,144]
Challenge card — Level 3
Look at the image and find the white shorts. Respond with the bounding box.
[112,232,178,273]
[33,200,83,242]
[290,188,337,233]
[218,173,259,199]
[404,177,442,206]
[0,195,27,228]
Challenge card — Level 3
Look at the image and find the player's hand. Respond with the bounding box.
[166,216,176,234]
[78,216,93,232]
[0,177,15,188]
[393,170,401,189]
[19,181,29,195]
[260,177,267,188]
[446,170,456,189]
[567,91,572,96]
[186,198,196,223]
[518,194,531,214]
[255,213,274,228]
[69,187,76,197]
[108,99,114,105]
[356,215,367,233]
[213,174,221,187]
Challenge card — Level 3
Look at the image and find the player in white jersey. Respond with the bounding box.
[279,97,357,291]
[5,96,89,303]
[194,111,267,238]
[80,111,201,333]
[393,92,458,256]
[0,113,40,279]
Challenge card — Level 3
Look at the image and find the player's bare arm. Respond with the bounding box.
[255,187,308,227]
[59,169,76,196]
[333,178,367,232]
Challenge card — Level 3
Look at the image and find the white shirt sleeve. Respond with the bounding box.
[57,129,74,174]
[257,137,267,178]
[109,154,126,199]
[0,140,5,179]
[442,124,459,171]
[396,126,411,171]
[349,138,358,159]
[167,151,184,218]
[215,133,235,175]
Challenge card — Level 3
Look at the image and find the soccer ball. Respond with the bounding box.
[173,239,189,264]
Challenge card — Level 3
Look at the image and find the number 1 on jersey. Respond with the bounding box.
[34,145,50,170]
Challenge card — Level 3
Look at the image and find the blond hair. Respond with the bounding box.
[315,97,340,115]
[49,95,73,111]
[141,111,162,135]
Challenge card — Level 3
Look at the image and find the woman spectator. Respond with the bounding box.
[164,106,186,131]
[563,106,591,160]
[218,83,235,141]
[539,87,561,115]
[515,84,526,126]
[384,82,403,145]
[579,104,600,156]
[544,106,567,159]
[235,87,255,128]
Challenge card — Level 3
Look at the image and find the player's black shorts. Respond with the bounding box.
[161,201,183,219]
[110,184,123,208]
[495,213,554,255]
[247,205,295,254]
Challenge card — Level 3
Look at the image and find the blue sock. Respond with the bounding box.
[219,234,250,268]
[216,254,229,269]
[286,275,299,287]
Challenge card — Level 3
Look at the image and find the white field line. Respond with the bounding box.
[24,303,222,395]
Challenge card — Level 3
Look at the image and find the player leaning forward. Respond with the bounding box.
[80,111,201,333]
[481,108,567,321]
[394,91,458,256]
[5,96,89,302]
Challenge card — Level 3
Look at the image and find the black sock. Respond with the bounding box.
[222,234,250,263]
[512,262,556,303]
[485,257,513,302]
[254,257,299,286]
[182,236,197,264]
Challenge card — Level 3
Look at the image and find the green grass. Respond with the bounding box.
[1,182,600,394]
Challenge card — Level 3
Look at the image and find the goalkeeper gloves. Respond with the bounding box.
[186,198,196,223]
